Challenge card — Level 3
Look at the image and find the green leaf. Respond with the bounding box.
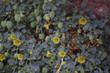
[4,65,13,73]
[39,33,45,40]
[30,21,36,28]
[48,0,53,2]
[42,67,48,73]
[0,62,4,69]
[18,70,26,73]
[1,21,13,29]
[45,36,51,42]
[101,52,107,60]
[14,14,21,22]
[1,21,7,27]
[34,8,40,16]
[62,69,70,73]
[80,67,85,73]
[43,14,50,21]
[55,31,60,36]
[13,4,17,10]
[51,55,58,62]
[44,0,48,3]
[62,0,67,4]
[49,11,55,19]
[57,22,63,28]
[36,15,42,22]
[0,43,3,48]
[74,71,78,73]
[6,21,13,29]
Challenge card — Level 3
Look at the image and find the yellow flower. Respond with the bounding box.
[43,23,50,30]
[46,51,52,58]
[78,17,87,25]
[17,53,24,61]
[0,54,5,62]
[13,39,22,46]
[75,55,86,64]
[52,36,60,44]
[58,51,66,58]
[8,34,16,40]
[3,0,9,5]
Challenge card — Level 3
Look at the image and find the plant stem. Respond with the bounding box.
[56,58,64,73]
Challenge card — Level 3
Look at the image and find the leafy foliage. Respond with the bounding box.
[0,0,110,73]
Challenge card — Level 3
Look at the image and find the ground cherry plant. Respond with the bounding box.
[0,0,110,73]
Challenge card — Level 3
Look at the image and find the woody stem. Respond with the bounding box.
[56,58,64,73]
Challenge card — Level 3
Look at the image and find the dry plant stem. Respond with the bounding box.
[36,25,38,33]
[56,58,64,73]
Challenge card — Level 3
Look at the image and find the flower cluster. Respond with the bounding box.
[0,0,109,73]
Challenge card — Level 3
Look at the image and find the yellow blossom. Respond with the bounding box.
[46,51,52,58]
[17,53,24,61]
[52,36,60,44]
[3,0,9,5]
[8,34,16,40]
[43,23,50,30]
[75,55,86,64]
[0,54,5,62]
[58,51,66,58]
[78,17,87,25]
[13,38,22,46]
